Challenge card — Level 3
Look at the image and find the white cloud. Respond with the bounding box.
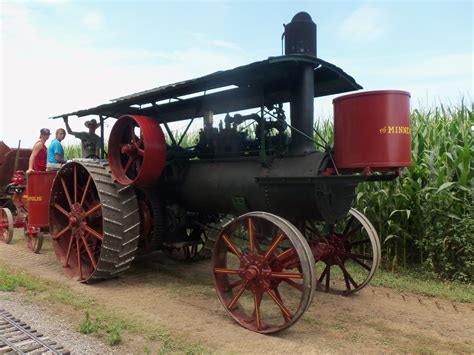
[338,3,387,42]
[82,10,104,30]
[191,32,241,51]
[208,39,241,51]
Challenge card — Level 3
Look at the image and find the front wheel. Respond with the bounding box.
[0,208,13,244]
[24,225,44,253]
[213,212,315,333]
[306,208,381,295]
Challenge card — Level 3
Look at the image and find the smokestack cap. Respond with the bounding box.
[284,12,317,57]
[291,12,313,22]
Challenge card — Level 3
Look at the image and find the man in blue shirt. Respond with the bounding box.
[47,128,66,170]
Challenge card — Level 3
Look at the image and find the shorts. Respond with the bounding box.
[46,163,62,171]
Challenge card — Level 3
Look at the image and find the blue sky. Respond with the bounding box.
[1,0,472,147]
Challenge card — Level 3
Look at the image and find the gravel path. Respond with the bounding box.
[0,291,117,354]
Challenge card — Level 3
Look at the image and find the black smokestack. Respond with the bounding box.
[285,12,317,155]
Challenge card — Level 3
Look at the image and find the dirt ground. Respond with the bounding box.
[1,230,473,354]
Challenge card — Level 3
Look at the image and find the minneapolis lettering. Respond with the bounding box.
[379,126,411,135]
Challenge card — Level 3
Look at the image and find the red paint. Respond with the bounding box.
[333,90,411,171]
[108,115,167,186]
[26,171,56,227]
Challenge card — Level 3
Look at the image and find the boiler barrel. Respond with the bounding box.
[174,152,356,223]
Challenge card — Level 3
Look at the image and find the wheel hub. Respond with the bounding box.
[239,254,272,289]
[69,203,86,232]
[121,144,138,157]
[310,234,349,265]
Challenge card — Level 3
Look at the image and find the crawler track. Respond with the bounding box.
[0,309,69,354]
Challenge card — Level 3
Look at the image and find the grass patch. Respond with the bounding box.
[371,267,474,303]
[0,264,208,353]
[313,260,473,303]
[79,311,101,335]
[0,266,48,292]
[0,269,17,291]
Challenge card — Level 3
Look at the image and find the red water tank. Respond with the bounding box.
[333,90,412,171]
[27,171,56,227]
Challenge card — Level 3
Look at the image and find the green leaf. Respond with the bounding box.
[436,182,455,194]
[384,234,399,243]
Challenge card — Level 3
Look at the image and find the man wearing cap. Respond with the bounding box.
[47,128,67,170]
[63,117,101,158]
[27,128,51,173]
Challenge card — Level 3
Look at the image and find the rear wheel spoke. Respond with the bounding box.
[80,176,92,207]
[73,165,77,203]
[84,203,102,217]
[54,203,70,218]
[60,178,73,208]
[84,225,104,241]
[76,238,83,280]
[81,235,97,269]
[64,235,74,267]
[53,224,71,240]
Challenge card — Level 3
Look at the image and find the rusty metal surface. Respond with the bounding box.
[0,142,31,196]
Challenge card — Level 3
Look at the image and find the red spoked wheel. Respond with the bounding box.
[108,115,167,186]
[306,208,381,295]
[24,226,43,253]
[0,208,13,244]
[49,161,141,282]
[50,163,103,281]
[164,227,213,261]
[135,188,163,255]
[213,212,315,333]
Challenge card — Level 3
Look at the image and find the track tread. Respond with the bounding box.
[71,160,140,283]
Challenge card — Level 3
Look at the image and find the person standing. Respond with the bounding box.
[27,128,50,173]
[63,117,101,158]
[47,128,67,170]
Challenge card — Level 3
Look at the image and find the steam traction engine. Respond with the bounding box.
[47,12,411,333]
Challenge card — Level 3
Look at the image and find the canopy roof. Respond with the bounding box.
[51,55,362,123]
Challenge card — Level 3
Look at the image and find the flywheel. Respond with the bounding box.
[49,160,141,282]
[108,115,167,187]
